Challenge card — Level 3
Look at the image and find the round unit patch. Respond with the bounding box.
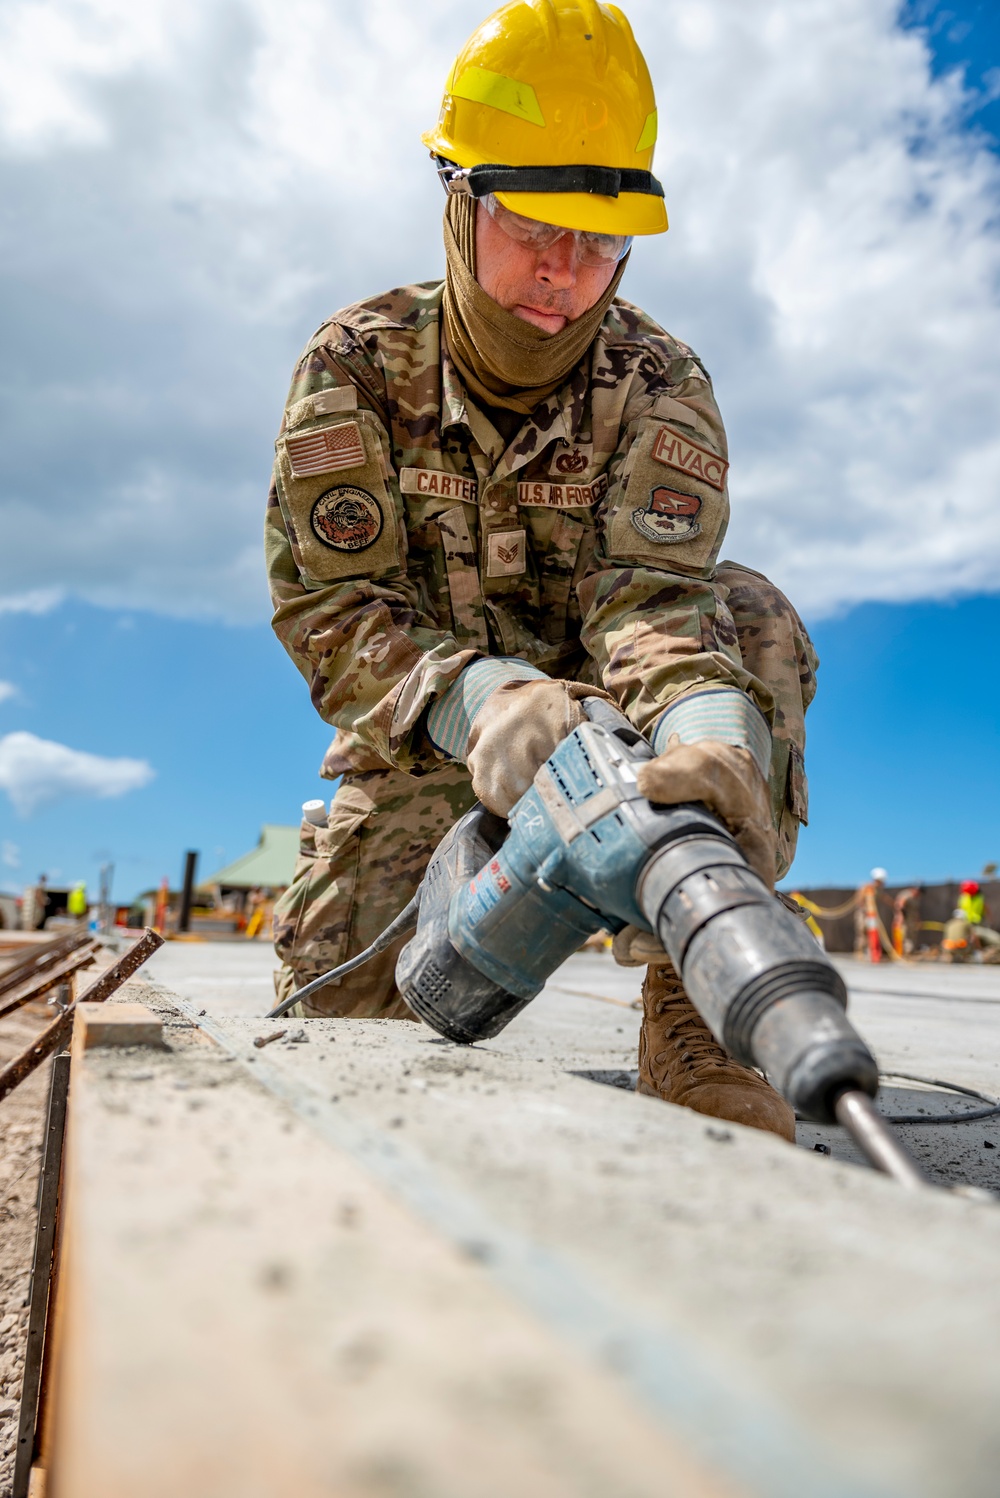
[311,486,384,552]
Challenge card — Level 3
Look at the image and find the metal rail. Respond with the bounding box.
[0,945,99,1022]
[0,930,164,1105]
[0,931,96,1003]
[12,1052,70,1498]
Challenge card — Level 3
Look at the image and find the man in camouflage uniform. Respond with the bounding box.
[268,0,816,1141]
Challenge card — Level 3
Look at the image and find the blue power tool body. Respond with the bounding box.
[397,699,879,1124]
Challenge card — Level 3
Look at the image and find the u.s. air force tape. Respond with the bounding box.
[517,474,608,508]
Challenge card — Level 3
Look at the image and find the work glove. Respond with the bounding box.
[636,738,777,888]
[613,735,777,968]
[466,678,607,817]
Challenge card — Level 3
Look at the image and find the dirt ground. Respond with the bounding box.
[0,1001,55,1498]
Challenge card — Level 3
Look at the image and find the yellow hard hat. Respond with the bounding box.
[423,0,667,237]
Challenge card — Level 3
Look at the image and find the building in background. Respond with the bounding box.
[204,825,299,937]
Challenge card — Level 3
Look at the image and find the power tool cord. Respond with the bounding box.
[265,893,422,1020]
[875,1071,1000,1126]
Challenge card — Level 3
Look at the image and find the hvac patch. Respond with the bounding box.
[651,428,728,492]
[310,486,384,552]
[630,485,702,545]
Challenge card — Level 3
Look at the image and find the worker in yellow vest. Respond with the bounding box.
[959,881,1000,952]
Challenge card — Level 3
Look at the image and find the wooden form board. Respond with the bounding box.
[44,984,735,1498]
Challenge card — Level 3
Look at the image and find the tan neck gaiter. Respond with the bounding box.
[441,195,628,416]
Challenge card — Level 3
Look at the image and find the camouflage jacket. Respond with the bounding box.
[266,281,771,775]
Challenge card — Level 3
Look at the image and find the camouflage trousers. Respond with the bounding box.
[272,560,817,1018]
[272,763,477,1018]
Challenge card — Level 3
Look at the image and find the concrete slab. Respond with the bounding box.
[51,976,736,1498]
[144,938,280,1018]
[126,945,1000,1498]
[148,942,1000,1189]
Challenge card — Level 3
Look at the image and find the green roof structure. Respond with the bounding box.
[206,825,299,891]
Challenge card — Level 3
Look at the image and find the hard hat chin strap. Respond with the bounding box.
[435,157,664,201]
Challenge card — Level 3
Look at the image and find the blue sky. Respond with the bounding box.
[0,0,998,903]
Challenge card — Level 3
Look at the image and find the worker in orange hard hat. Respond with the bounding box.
[267,1,819,1142]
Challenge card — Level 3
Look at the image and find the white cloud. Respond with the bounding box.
[0,731,154,816]
[0,683,16,704]
[0,591,64,616]
[0,0,997,620]
[1,841,20,869]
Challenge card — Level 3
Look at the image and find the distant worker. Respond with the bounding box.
[958,881,1000,952]
[31,874,51,932]
[67,882,88,925]
[267,1,819,1141]
[891,885,920,957]
[941,909,972,963]
[855,868,887,964]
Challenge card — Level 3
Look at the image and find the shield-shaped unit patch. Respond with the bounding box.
[631,486,702,545]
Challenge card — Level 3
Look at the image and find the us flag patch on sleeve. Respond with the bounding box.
[286,420,366,478]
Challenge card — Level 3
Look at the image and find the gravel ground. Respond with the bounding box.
[0,1001,56,1498]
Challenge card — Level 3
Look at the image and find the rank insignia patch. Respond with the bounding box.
[631,486,702,545]
[487,528,527,577]
[651,428,728,492]
[287,420,366,477]
[311,486,384,552]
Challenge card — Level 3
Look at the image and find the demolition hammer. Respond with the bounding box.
[272,698,925,1187]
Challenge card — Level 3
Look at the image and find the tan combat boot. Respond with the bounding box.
[637,964,796,1141]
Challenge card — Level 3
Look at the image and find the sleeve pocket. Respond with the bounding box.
[275,412,400,584]
[603,417,730,575]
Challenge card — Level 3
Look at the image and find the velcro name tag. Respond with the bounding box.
[486,529,526,577]
[517,474,608,509]
[651,427,728,493]
[286,420,366,478]
[399,468,478,503]
[313,386,358,416]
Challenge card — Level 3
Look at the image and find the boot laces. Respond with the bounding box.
[648,980,736,1076]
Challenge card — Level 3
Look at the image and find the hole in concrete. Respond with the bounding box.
[571,1068,639,1092]
[574,1072,1000,1192]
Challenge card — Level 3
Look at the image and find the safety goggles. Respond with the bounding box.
[481,193,632,267]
